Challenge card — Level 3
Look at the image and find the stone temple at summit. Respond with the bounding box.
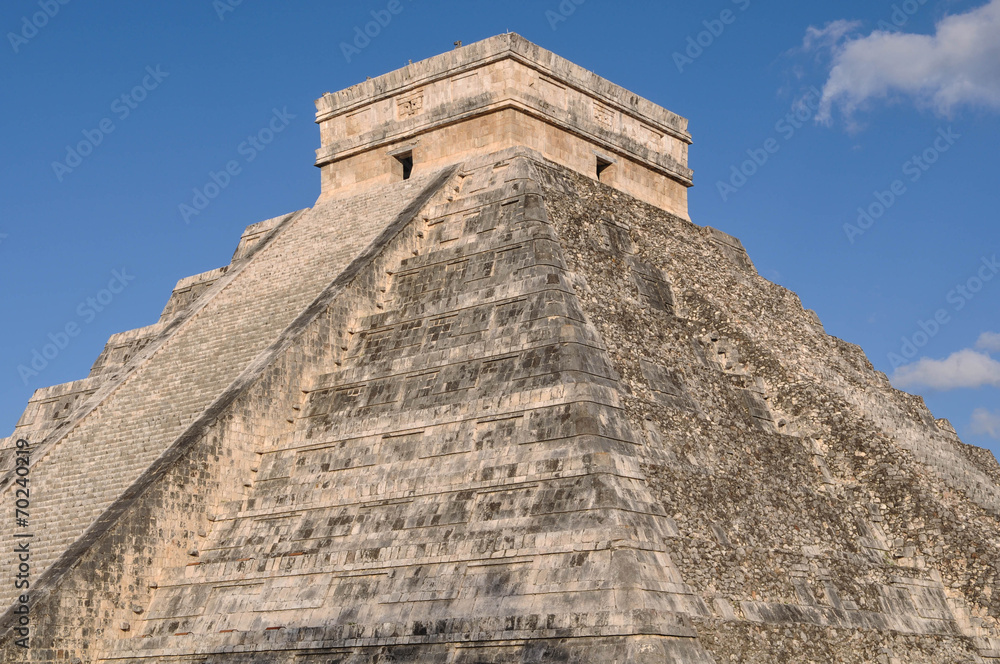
[4,33,1000,663]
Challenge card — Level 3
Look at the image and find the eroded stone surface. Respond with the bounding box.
[2,33,1000,664]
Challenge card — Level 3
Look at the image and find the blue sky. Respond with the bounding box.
[1,0,997,451]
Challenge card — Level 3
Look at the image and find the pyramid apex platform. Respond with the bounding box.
[314,33,693,217]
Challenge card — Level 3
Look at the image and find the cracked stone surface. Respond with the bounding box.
[3,33,1000,664]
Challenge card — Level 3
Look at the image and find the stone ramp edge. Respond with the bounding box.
[0,166,458,646]
[0,209,308,495]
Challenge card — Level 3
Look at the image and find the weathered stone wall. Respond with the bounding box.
[314,33,692,219]
[0,378,101,485]
[0,167,458,662]
[3,33,1000,663]
[88,150,714,663]
[4,145,1000,663]
[0,168,462,612]
[536,159,1000,662]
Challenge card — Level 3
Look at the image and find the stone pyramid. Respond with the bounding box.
[4,33,1000,663]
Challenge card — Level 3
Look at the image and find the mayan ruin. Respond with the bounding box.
[3,32,1000,663]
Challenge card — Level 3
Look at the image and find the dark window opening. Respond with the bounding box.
[396,152,414,180]
[596,156,613,182]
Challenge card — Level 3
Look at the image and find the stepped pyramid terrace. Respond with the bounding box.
[3,33,1000,664]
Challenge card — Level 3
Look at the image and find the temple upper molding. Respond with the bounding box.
[313,33,694,218]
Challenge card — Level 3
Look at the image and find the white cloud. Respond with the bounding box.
[801,20,863,53]
[892,349,1000,390]
[977,331,1000,352]
[971,408,1000,439]
[810,0,1000,122]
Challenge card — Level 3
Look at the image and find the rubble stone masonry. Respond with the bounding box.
[2,33,999,663]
